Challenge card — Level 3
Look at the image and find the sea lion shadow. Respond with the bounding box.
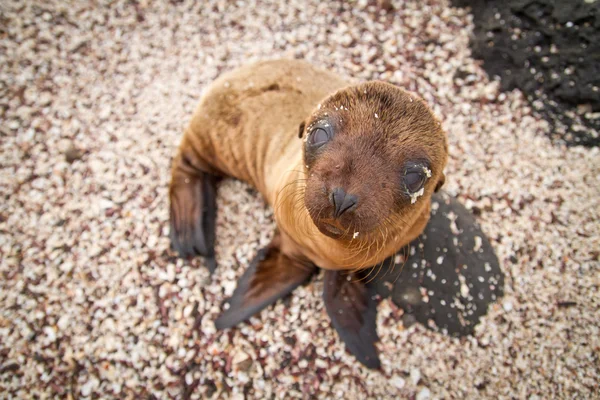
[369,191,504,337]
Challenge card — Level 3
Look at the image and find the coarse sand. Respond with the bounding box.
[1,1,599,398]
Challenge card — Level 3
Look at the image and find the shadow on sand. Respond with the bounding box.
[369,191,504,336]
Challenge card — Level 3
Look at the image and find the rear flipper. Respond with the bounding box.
[215,234,317,329]
[323,270,381,369]
[169,151,219,273]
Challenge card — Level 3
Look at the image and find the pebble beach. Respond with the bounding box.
[1,0,599,398]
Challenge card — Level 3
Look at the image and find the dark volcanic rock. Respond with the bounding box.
[454,0,600,147]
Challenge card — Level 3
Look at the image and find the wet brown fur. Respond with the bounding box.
[170,59,447,270]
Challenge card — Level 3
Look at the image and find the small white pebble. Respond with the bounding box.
[80,378,99,397]
[460,278,469,298]
[57,315,70,330]
[44,326,57,342]
[473,236,482,252]
[391,376,405,389]
[183,305,194,318]
[223,280,236,296]
[98,198,114,209]
[416,387,431,400]
[410,368,421,385]
[232,351,249,365]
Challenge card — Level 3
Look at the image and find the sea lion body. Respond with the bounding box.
[182,60,345,195]
[169,59,447,368]
[172,59,441,270]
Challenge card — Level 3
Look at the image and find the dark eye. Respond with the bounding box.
[308,127,330,147]
[404,171,425,193]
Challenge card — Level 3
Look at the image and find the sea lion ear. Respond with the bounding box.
[298,121,306,139]
[434,172,445,192]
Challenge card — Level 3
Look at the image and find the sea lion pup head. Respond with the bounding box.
[299,81,447,242]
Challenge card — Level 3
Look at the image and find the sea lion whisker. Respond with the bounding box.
[392,243,411,284]
[274,183,306,216]
[357,233,387,282]
[382,254,396,278]
[354,227,383,274]
[340,223,371,262]
[364,258,386,284]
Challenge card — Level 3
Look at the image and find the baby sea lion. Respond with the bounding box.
[169,59,448,368]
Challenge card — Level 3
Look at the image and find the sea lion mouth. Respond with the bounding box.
[318,220,353,240]
[323,222,343,236]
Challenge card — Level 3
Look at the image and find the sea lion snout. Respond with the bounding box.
[304,134,393,239]
[330,187,359,218]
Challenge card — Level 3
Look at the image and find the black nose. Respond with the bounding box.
[330,187,359,219]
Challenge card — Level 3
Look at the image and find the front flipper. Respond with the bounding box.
[169,153,219,272]
[323,270,381,369]
[215,236,317,330]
